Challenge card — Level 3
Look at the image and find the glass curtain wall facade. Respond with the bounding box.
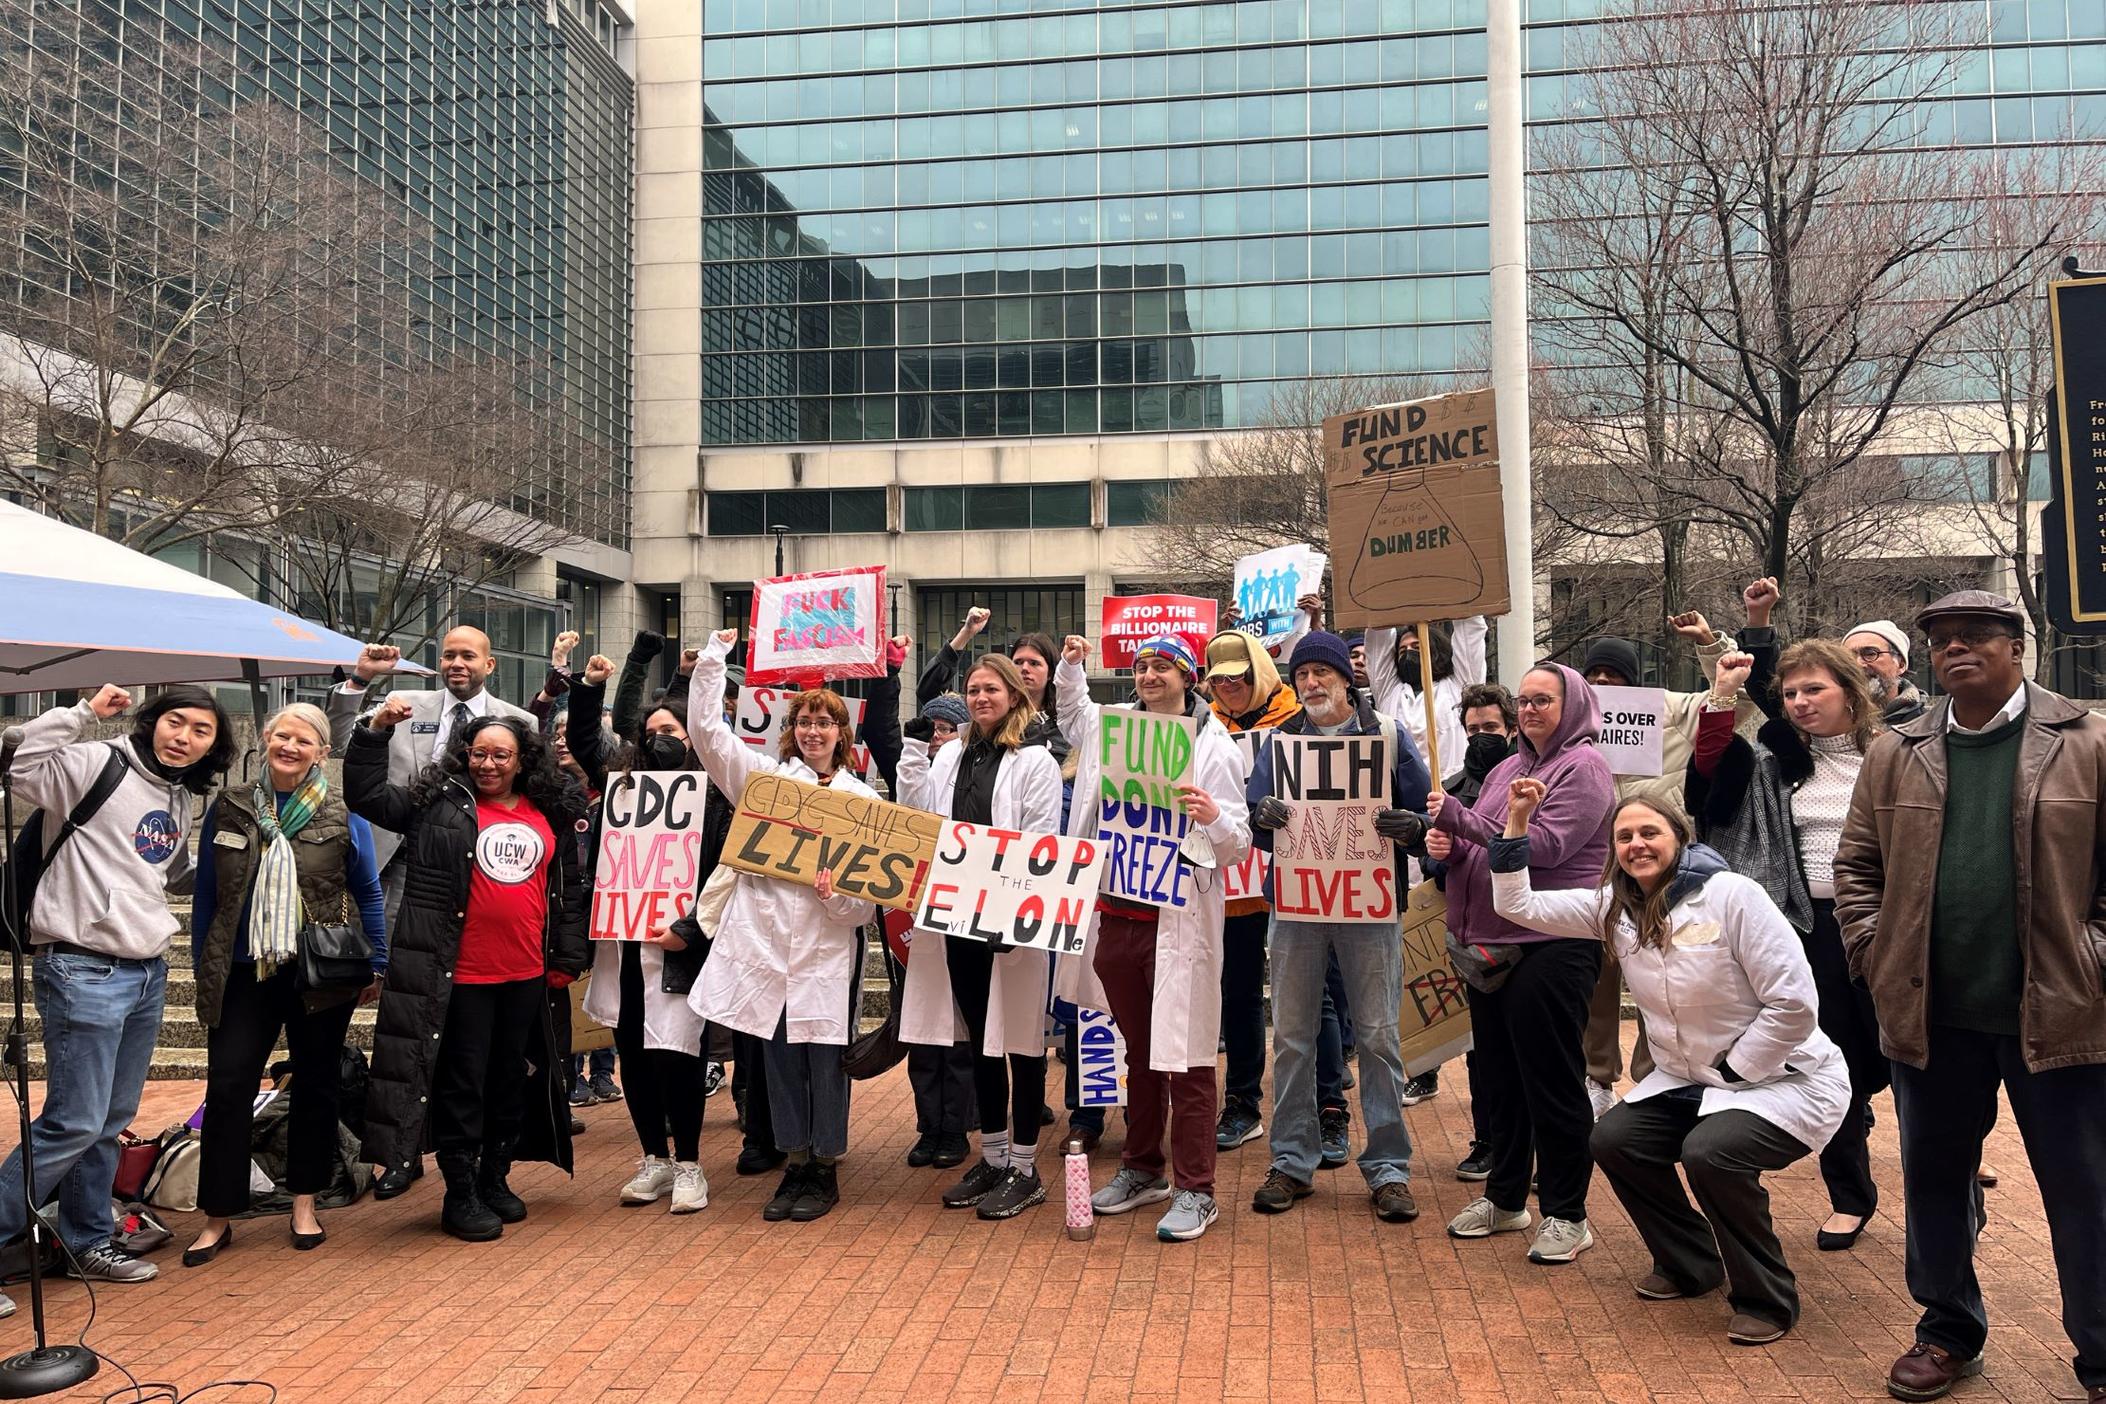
[699,0,1494,446]
[2,0,634,547]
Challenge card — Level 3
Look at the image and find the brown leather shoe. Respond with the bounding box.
[1634,1271,1719,1300]
[1372,1182,1418,1223]
[1887,1343,1984,1401]
[1726,1313,1788,1346]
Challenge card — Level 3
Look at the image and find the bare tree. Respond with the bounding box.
[1535,0,2078,630]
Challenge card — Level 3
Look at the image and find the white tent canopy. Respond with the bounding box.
[0,499,425,694]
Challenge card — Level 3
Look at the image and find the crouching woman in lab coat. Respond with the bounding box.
[685,629,877,1224]
[1489,777,1847,1348]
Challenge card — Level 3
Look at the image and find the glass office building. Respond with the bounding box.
[696,0,1496,445]
[1,0,634,548]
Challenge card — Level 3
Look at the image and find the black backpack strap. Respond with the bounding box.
[44,744,131,863]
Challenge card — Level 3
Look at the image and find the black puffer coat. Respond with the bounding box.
[344,726,591,1175]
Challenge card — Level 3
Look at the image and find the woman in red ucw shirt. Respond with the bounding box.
[346,703,590,1243]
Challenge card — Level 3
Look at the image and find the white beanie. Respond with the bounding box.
[1846,620,1909,667]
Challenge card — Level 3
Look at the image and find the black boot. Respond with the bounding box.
[374,1158,423,1200]
[737,1141,787,1176]
[477,1145,527,1225]
[437,1152,502,1242]
[762,1162,807,1222]
[789,1161,840,1222]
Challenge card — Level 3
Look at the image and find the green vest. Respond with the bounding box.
[195,785,357,1028]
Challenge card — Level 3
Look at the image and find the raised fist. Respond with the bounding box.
[86,684,132,718]
[368,693,416,732]
[353,643,401,683]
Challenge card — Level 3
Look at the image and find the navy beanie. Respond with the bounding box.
[1288,630,1356,683]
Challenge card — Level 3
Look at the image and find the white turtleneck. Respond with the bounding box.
[1792,730,1864,898]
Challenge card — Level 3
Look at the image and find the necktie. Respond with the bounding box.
[446,700,471,751]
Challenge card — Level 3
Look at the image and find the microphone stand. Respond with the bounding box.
[0,738,99,1397]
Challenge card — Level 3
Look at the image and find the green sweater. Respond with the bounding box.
[1929,713,2026,1035]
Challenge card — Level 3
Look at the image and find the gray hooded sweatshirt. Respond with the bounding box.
[8,701,196,959]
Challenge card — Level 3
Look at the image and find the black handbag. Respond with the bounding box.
[297,892,374,995]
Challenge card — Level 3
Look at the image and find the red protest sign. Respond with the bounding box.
[1100,594,1218,669]
[745,565,888,685]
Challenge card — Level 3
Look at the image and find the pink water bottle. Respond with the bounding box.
[1064,1137,1094,1240]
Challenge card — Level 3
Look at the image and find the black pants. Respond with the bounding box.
[1593,1092,1811,1327]
[1465,1049,1490,1143]
[907,1042,976,1136]
[1219,910,1269,1111]
[1806,900,1886,1216]
[1466,937,1601,1222]
[612,943,706,1163]
[732,1028,775,1155]
[944,936,1044,1145]
[199,963,357,1218]
[431,979,543,1158]
[1892,1025,2106,1387]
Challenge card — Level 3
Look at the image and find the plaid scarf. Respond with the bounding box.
[247,766,327,976]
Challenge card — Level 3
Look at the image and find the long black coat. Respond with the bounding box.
[343,726,591,1174]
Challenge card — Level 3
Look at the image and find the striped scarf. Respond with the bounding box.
[248,766,327,976]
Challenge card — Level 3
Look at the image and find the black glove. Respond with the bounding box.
[630,629,665,659]
[1373,808,1428,845]
[1253,796,1292,830]
[904,716,936,743]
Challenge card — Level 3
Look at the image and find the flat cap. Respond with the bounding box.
[1916,590,2025,632]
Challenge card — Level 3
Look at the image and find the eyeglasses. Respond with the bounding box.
[793,716,841,731]
[467,749,517,765]
[1927,623,2013,653]
[1515,695,1560,712]
[1849,646,1894,663]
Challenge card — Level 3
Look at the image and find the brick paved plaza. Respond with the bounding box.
[0,1036,2086,1404]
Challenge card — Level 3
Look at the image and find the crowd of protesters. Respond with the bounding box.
[3,572,2102,1404]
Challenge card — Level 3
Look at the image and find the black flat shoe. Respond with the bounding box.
[182,1224,233,1268]
[1817,1211,1871,1251]
[291,1226,326,1251]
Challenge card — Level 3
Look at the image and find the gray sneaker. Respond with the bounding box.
[1528,1216,1595,1265]
[1091,1167,1172,1216]
[1155,1189,1219,1242]
[0,1290,12,1318]
[64,1241,158,1283]
[1446,1196,1533,1239]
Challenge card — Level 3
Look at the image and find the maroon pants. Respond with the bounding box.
[1093,913,1218,1194]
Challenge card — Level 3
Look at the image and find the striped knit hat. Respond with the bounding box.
[1132,633,1198,680]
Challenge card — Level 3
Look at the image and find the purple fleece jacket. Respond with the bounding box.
[1431,662,1616,945]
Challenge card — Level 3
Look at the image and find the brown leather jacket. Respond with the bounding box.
[1833,683,2106,1073]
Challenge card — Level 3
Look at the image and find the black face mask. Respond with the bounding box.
[1464,732,1512,779]
[639,733,691,772]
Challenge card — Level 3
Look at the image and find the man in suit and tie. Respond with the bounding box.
[327,625,538,1198]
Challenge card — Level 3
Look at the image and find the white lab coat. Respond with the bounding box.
[681,638,877,1045]
[1490,862,1849,1153]
[1366,615,1488,782]
[583,938,706,1054]
[895,735,1063,1058]
[1050,659,1253,1074]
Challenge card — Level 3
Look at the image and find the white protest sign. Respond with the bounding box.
[745,565,887,683]
[1593,685,1666,778]
[589,771,710,940]
[1233,544,1327,648]
[916,823,1106,955]
[1223,728,1273,902]
[1074,1006,1127,1107]
[733,684,872,775]
[1095,706,1199,909]
[1268,733,1397,925]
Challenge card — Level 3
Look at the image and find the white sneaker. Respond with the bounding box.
[620,1154,677,1204]
[669,1161,709,1214]
[0,1290,12,1319]
[1447,1196,1533,1239]
[1528,1216,1595,1264]
[1587,1079,1620,1121]
[1091,1167,1173,1216]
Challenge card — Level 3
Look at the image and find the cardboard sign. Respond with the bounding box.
[1233,545,1327,648]
[1322,389,1510,630]
[721,771,941,912]
[1100,594,1218,670]
[1222,729,1273,902]
[569,975,613,1053]
[917,823,1107,955]
[1268,734,1396,924]
[746,565,888,684]
[1397,880,1473,1076]
[734,685,872,775]
[1074,1006,1128,1107]
[1593,685,1666,778]
[1095,706,1200,909]
[589,771,711,941]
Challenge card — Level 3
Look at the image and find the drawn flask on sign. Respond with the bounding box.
[1065,1138,1095,1240]
[1345,472,1484,613]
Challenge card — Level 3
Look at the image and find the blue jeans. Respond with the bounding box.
[569,1047,616,1084]
[0,951,167,1252]
[1270,921,1411,1187]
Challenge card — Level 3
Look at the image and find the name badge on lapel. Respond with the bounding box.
[411,721,439,735]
